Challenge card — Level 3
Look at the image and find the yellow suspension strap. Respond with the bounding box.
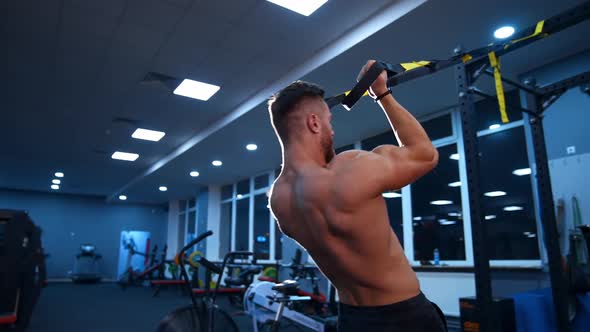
[488,51,509,124]
[505,20,547,50]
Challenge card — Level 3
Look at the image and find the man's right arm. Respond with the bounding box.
[330,60,438,203]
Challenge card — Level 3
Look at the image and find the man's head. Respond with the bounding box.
[268,81,335,163]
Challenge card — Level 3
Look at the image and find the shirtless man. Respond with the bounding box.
[267,60,446,331]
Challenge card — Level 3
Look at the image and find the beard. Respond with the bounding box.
[321,132,335,163]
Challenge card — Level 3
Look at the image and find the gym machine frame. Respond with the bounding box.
[329,2,590,331]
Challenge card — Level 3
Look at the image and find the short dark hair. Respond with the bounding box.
[268,80,325,144]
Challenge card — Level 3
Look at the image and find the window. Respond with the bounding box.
[253,194,270,260]
[237,179,250,197]
[412,144,465,261]
[221,185,233,200]
[361,131,398,151]
[478,126,539,259]
[422,114,453,140]
[254,174,269,190]
[219,202,232,258]
[188,198,196,209]
[235,197,250,251]
[476,90,523,132]
[178,213,186,247]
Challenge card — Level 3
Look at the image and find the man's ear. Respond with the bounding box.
[306,113,321,134]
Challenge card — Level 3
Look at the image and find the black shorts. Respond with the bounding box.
[337,292,447,332]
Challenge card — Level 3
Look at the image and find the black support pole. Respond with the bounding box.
[525,93,571,332]
[456,61,493,332]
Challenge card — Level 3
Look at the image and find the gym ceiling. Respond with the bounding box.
[1,0,588,204]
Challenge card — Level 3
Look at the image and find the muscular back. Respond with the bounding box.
[270,150,421,306]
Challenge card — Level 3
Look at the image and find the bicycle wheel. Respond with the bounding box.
[206,306,239,332]
[259,320,306,332]
[157,305,203,332]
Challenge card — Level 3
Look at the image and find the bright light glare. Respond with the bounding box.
[190,171,200,177]
[485,215,497,220]
[413,216,422,221]
[494,26,515,39]
[119,195,127,201]
[504,206,523,212]
[448,181,462,187]
[173,79,220,101]
[266,0,328,16]
[112,151,139,161]
[448,212,461,217]
[51,184,59,190]
[382,192,402,198]
[55,172,64,178]
[212,160,223,167]
[484,191,507,197]
[132,128,166,142]
[450,153,460,161]
[159,186,168,192]
[52,179,61,185]
[513,168,532,176]
[430,200,453,206]
[246,144,258,151]
[489,124,501,130]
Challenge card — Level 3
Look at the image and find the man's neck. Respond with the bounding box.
[283,143,327,169]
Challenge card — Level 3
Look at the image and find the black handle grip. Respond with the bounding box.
[179,230,213,256]
[195,256,223,275]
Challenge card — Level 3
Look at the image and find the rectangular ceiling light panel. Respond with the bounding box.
[266,0,328,16]
[174,79,220,101]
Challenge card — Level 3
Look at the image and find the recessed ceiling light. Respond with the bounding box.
[132,128,166,142]
[413,216,422,221]
[112,151,139,161]
[55,172,64,178]
[52,179,61,185]
[448,212,461,217]
[527,233,537,238]
[382,192,402,198]
[504,206,523,212]
[494,26,515,39]
[246,144,258,151]
[119,195,127,201]
[173,79,220,101]
[449,153,460,161]
[485,215,497,220]
[430,200,453,206]
[51,184,59,190]
[212,160,222,167]
[513,168,532,176]
[237,194,244,199]
[266,0,328,16]
[439,219,457,225]
[489,124,501,130]
[523,231,532,236]
[159,186,168,192]
[484,191,507,197]
[448,181,461,187]
[190,171,200,177]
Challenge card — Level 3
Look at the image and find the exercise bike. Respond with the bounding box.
[245,280,338,332]
[157,231,244,332]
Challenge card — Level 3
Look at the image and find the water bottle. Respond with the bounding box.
[433,248,440,266]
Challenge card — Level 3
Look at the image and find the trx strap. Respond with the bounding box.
[488,51,509,123]
[506,20,547,49]
[334,60,434,111]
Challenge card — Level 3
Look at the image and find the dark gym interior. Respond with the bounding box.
[1,0,590,331]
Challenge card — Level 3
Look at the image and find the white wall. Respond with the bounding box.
[166,200,179,259]
[549,152,590,255]
[417,272,476,317]
[206,185,221,260]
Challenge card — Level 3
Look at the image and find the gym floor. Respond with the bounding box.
[28,282,314,332]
